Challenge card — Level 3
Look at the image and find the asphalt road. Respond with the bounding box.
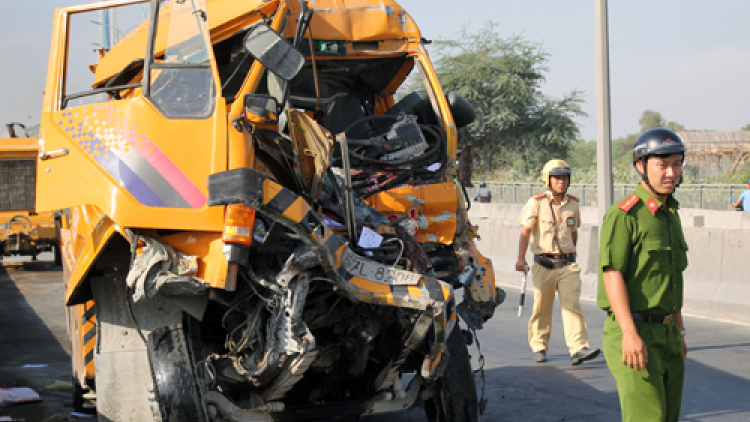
[0,254,75,421]
[1,258,749,421]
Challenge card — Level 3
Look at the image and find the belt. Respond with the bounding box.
[607,311,674,325]
[537,253,575,260]
[534,253,575,269]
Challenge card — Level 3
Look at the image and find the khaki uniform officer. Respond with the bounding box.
[599,128,688,422]
[516,159,600,365]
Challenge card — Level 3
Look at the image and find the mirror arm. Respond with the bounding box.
[292,1,310,47]
[279,2,314,117]
[232,115,246,132]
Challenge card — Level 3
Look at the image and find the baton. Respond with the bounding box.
[518,265,529,317]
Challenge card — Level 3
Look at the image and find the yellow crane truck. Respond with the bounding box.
[0,124,60,265]
[36,1,503,421]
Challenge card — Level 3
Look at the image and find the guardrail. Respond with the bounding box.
[468,205,750,324]
[468,182,747,211]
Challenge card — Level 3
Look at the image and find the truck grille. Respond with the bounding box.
[0,159,36,210]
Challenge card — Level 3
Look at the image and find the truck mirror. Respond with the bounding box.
[244,94,279,125]
[243,22,304,81]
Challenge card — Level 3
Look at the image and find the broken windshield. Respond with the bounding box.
[159,0,212,64]
[148,0,217,118]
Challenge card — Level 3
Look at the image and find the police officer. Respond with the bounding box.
[598,128,689,422]
[474,182,492,203]
[516,159,600,365]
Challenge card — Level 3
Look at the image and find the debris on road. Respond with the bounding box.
[43,381,72,392]
[0,387,41,405]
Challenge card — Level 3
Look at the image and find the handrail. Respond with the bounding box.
[468,181,747,211]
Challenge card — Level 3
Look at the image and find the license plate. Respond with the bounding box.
[341,248,421,285]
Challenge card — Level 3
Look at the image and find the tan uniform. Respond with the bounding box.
[517,191,591,355]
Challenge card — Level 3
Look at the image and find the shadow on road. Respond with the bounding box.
[680,356,750,421]
[688,342,750,352]
[0,263,747,422]
[0,261,74,421]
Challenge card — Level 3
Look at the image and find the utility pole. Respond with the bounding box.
[100,9,111,49]
[595,0,613,223]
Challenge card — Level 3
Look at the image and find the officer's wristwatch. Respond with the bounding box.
[679,327,687,336]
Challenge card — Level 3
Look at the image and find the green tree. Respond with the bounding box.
[566,139,596,172]
[741,124,750,131]
[431,23,586,176]
[638,110,685,132]
[602,110,687,183]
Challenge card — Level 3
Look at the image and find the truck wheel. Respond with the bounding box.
[91,274,206,422]
[424,328,479,422]
[54,245,62,266]
[72,377,95,415]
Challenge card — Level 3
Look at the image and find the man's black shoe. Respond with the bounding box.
[570,347,600,366]
[534,351,547,363]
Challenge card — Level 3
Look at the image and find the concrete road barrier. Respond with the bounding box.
[470,203,750,325]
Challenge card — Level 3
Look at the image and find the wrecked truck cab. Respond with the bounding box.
[37,0,502,421]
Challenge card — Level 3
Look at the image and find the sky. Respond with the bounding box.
[1,0,750,141]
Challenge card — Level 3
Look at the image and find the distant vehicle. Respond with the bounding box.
[0,125,60,264]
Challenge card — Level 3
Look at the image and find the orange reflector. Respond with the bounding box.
[222,204,256,245]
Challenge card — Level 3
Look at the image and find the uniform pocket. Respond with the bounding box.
[540,217,555,235]
[559,211,576,238]
[643,238,670,273]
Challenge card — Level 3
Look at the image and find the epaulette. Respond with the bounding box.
[618,195,640,212]
[568,194,579,202]
[533,192,547,200]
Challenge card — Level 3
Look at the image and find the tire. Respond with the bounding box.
[72,377,96,415]
[72,377,85,412]
[424,328,479,422]
[91,274,206,422]
[54,244,62,266]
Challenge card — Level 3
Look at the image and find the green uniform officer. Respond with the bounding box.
[598,128,689,422]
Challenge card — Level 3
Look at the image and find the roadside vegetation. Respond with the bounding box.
[426,23,750,185]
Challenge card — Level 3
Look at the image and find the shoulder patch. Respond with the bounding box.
[568,194,579,202]
[618,195,640,212]
[533,192,547,200]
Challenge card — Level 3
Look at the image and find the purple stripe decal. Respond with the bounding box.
[59,105,208,209]
[131,138,207,208]
[113,146,191,208]
[91,143,167,207]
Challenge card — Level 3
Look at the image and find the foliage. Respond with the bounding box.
[559,110,699,184]
[565,139,596,171]
[638,110,685,132]
[430,22,586,178]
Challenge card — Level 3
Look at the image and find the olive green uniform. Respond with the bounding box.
[598,184,688,422]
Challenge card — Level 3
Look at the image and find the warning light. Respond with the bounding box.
[222,204,256,245]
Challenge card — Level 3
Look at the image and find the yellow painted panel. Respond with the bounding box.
[161,231,227,288]
[407,285,424,299]
[64,207,117,305]
[282,197,310,224]
[366,182,458,244]
[283,0,421,43]
[38,97,225,231]
[349,277,392,296]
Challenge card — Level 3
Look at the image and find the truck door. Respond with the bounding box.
[37,0,227,231]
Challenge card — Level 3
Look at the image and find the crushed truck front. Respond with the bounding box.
[37,0,502,420]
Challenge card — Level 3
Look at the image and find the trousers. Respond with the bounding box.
[603,316,685,422]
[528,262,590,355]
